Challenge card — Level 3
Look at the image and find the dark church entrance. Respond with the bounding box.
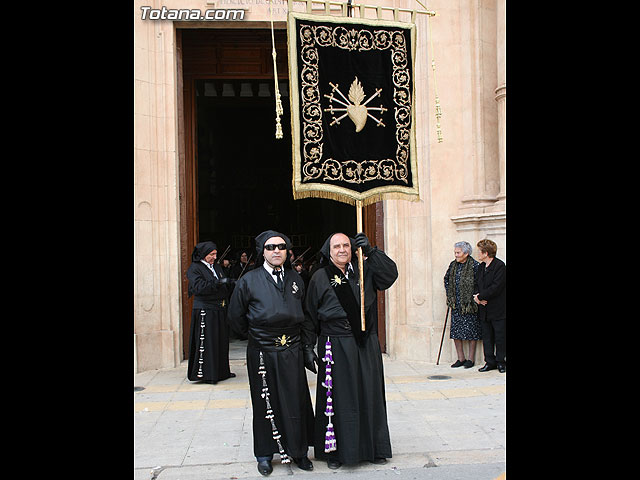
[177,28,386,360]
[195,77,354,268]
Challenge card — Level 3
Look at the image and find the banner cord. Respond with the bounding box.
[270,0,284,139]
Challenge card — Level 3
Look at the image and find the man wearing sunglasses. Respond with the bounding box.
[228,230,317,476]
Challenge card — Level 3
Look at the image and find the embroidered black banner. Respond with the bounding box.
[288,12,420,206]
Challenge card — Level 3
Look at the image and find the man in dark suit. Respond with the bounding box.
[473,239,506,373]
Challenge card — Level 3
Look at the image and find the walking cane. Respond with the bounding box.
[436,307,450,365]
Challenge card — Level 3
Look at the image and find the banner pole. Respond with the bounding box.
[356,200,366,331]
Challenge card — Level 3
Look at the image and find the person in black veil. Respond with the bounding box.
[230,249,254,280]
[227,230,317,476]
[304,232,398,469]
[220,257,232,278]
[186,241,236,383]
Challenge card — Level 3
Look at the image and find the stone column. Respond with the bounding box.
[493,0,506,208]
[451,0,506,261]
[134,4,183,373]
[456,0,499,214]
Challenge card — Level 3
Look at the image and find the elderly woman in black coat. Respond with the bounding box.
[474,239,506,373]
[444,241,482,368]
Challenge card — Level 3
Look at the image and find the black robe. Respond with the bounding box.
[304,247,398,465]
[227,265,315,459]
[186,261,234,383]
[230,261,254,280]
[476,257,506,367]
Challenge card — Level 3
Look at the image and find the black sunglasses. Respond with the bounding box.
[264,243,287,251]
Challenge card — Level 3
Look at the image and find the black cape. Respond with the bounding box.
[304,243,398,465]
[186,260,233,382]
[228,263,315,459]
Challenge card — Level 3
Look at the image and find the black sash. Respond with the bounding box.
[248,324,301,352]
[323,263,367,346]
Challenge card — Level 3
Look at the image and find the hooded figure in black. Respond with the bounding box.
[230,249,255,280]
[304,232,398,469]
[227,230,316,476]
[186,241,236,383]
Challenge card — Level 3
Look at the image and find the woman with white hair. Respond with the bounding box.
[443,241,482,368]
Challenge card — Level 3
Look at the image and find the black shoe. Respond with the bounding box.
[229,372,236,378]
[498,364,506,373]
[257,460,273,476]
[463,360,474,369]
[451,360,465,368]
[372,458,388,465]
[478,364,497,372]
[327,459,342,469]
[293,456,313,471]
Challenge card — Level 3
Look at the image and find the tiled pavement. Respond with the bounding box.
[134,339,506,479]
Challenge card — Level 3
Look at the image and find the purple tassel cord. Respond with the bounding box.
[322,338,337,452]
[258,351,291,464]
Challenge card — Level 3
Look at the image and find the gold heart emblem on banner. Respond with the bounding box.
[347,78,367,132]
[324,77,386,133]
[347,104,367,132]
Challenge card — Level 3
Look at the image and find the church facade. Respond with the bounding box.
[134,0,506,372]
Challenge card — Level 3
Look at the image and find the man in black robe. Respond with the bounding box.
[228,230,317,476]
[186,241,236,383]
[304,232,398,469]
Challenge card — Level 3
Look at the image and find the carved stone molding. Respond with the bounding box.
[450,211,506,234]
[458,195,499,212]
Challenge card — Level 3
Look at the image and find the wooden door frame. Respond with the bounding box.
[176,27,387,358]
[177,30,195,359]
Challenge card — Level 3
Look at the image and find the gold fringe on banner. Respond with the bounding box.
[291,184,422,207]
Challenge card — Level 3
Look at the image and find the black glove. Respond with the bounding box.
[303,345,318,374]
[353,232,373,256]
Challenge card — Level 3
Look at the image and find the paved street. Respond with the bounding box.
[135,339,506,479]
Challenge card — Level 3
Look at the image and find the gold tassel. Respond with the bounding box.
[415,1,443,143]
[270,0,283,139]
[428,11,443,143]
